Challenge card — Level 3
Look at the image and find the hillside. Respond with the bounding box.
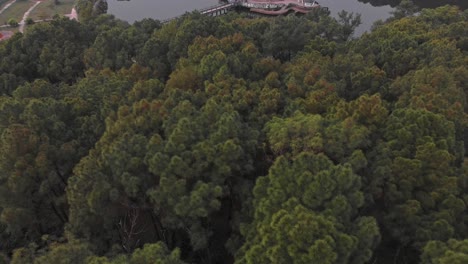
[0,5,467,264]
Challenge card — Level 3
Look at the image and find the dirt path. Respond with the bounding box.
[0,0,18,15]
[19,0,41,33]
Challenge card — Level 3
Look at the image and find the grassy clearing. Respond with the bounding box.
[0,0,34,25]
[0,0,11,9]
[29,0,74,21]
[0,26,20,36]
[3,26,19,32]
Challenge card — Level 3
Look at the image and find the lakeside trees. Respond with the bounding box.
[0,4,466,264]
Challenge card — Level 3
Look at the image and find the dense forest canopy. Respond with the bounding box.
[0,1,467,263]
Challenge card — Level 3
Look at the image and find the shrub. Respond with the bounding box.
[8,19,18,27]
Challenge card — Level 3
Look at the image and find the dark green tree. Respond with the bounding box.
[421,239,468,264]
[237,153,380,264]
[370,109,466,252]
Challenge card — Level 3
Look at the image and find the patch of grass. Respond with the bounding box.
[0,26,20,34]
[0,0,11,9]
[29,0,75,21]
[0,0,34,25]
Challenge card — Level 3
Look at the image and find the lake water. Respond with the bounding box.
[108,0,221,22]
[107,0,463,35]
[108,0,394,34]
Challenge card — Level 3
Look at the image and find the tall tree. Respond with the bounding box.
[237,153,380,264]
[370,108,466,251]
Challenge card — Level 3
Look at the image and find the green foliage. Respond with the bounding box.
[0,17,93,83]
[421,239,468,264]
[128,243,185,264]
[237,153,380,264]
[86,242,186,264]
[0,4,466,264]
[34,241,93,264]
[370,108,466,249]
[67,94,258,258]
[7,19,18,27]
[390,0,420,20]
[76,0,108,22]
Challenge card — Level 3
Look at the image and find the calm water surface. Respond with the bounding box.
[319,0,393,34]
[108,0,393,35]
[108,0,220,22]
[107,0,462,35]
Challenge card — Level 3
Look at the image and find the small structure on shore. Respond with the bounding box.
[164,0,324,24]
[231,0,322,16]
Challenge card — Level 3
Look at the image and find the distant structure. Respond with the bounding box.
[163,0,324,23]
[233,0,322,16]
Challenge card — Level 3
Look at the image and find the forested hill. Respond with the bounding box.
[0,4,467,264]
